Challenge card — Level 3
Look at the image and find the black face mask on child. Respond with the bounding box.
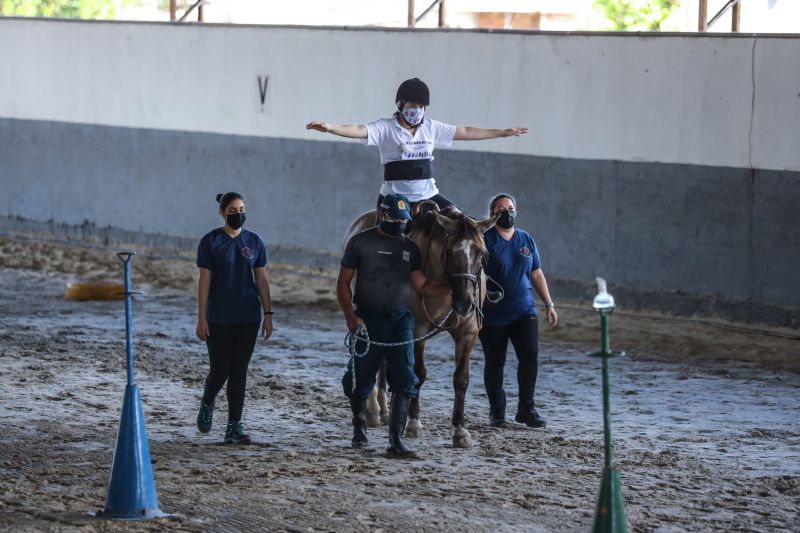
[226,212,246,230]
[496,210,516,229]
[379,220,406,236]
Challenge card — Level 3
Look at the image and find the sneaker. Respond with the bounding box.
[224,421,252,445]
[489,407,506,428]
[515,407,546,428]
[196,400,214,433]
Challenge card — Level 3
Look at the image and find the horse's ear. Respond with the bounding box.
[434,212,460,233]
[477,215,498,234]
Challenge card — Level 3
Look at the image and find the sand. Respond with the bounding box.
[0,236,798,532]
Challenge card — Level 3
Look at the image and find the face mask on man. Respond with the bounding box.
[226,212,246,230]
[401,107,425,127]
[496,210,516,229]
[379,219,406,236]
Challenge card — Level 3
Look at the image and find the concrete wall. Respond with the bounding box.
[1,19,798,322]
[2,20,799,171]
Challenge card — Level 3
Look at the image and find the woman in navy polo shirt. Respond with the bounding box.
[195,192,273,444]
[479,193,557,429]
[305,78,527,213]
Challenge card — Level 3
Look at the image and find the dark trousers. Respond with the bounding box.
[342,309,419,401]
[202,322,260,422]
[478,314,539,411]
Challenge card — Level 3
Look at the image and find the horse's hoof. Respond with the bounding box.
[452,427,472,448]
[405,418,423,437]
[366,413,381,428]
[380,413,389,426]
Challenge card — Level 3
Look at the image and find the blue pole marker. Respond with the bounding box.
[101,252,167,520]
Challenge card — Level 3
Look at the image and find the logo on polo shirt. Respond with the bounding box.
[242,247,254,259]
[520,247,532,258]
[402,250,410,262]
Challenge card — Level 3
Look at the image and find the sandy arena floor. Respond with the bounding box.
[0,236,798,532]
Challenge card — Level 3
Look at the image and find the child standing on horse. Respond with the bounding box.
[306,78,528,212]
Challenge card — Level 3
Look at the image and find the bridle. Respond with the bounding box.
[420,225,503,332]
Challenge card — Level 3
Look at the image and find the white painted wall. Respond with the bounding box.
[1,19,798,171]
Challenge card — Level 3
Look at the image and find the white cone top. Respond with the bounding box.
[593,277,616,311]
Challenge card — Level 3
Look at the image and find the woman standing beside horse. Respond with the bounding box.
[479,193,557,429]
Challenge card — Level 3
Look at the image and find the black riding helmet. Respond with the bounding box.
[395,78,430,108]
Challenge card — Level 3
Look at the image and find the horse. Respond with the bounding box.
[343,205,496,448]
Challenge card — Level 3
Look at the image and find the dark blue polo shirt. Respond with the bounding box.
[197,228,267,324]
[482,227,542,327]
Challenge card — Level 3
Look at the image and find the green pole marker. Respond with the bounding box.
[588,278,629,533]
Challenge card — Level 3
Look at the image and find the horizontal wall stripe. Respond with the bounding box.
[2,118,798,313]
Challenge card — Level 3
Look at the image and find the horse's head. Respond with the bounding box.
[434,211,497,318]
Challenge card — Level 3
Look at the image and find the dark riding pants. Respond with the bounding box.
[478,314,540,411]
[202,322,260,422]
[342,309,419,401]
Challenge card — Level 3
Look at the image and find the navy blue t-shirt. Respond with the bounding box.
[197,228,268,324]
[482,227,542,327]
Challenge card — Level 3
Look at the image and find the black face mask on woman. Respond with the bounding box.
[496,210,516,229]
[379,219,406,236]
[226,212,246,230]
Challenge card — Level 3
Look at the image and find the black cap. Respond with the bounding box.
[395,78,430,106]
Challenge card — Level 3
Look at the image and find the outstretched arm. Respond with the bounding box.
[306,121,368,139]
[454,127,528,141]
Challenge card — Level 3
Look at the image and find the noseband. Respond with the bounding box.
[419,220,504,332]
[448,272,479,285]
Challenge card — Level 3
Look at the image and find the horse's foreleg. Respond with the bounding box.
[366,385,380,427]
[405,340,427,437]
[452,332,478,448]
[367,357,387,427]
[377,356,389,425]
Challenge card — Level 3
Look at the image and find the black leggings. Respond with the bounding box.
[478,314,539,411]
[202,322,260,423]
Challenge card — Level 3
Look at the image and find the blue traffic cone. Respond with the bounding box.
[103,384,162,519]
[101,252,165,520]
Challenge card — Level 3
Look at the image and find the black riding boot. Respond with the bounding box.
[488,389,507,428]
[386,393,415,457]
[515,393,546,428]
[350,398,368,448]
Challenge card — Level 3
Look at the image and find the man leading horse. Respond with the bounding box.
[337,194,450,457]
[342,198,497,450]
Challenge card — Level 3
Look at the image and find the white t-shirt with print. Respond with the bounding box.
[361,115,457,202]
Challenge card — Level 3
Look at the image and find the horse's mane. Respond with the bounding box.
[414,207,485,246]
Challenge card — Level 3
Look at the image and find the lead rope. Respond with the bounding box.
[344,308,454,359]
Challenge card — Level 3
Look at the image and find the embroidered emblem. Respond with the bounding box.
[402,250,411,262]
[398,200,407,210]
[520,246,532,258]
[241,247,254,259]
